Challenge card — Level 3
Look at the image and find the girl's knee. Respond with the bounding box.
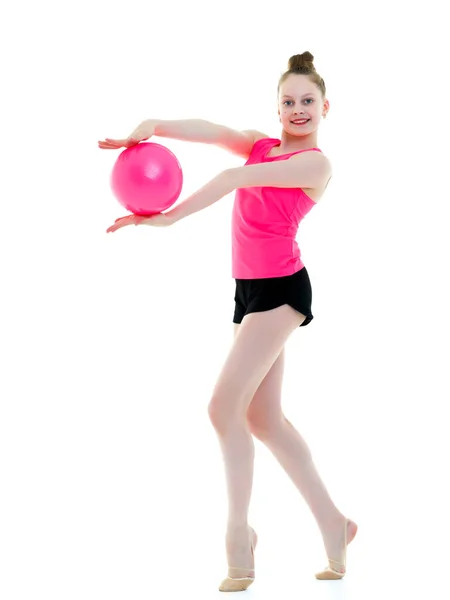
[207,398,227,431]
[208,396,246,433]
[246,413,286,440]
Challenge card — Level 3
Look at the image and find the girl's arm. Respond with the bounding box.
[152,119,268,158]
[228,151,332,189]
[164,152,332,225]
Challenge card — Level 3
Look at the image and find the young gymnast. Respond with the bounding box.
[99,50,358,592]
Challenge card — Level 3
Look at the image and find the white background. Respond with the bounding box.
[1,1,449,598]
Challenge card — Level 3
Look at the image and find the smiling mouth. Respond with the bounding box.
[291,119,310,125]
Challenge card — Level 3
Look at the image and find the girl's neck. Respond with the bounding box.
[278,130,319,152]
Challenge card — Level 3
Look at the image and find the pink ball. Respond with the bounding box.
[110,142,183,216]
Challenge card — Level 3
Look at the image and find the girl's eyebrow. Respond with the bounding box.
[282,93,315,99]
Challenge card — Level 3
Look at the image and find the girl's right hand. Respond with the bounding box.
[98,119,157,149]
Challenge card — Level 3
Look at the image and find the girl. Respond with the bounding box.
[99,51,358,592]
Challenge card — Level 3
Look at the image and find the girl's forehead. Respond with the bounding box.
[280,76,316,96]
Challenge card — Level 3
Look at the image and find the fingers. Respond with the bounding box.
[98,138,124,149]
[107,222,127,233]
[98,137,139,149]
[107,218,126,233]
[107,214,141,233]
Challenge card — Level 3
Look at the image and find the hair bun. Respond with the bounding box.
[277,51,325,98]
[288,51,315,71]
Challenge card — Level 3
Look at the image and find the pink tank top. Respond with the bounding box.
[231,138,322,279]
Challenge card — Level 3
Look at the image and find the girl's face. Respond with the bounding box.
[278,74,328,135]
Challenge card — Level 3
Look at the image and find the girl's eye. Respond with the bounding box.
[284,98,313,106]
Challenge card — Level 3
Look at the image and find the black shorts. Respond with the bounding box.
[233,266,314,327]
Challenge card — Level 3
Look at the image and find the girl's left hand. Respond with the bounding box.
[106,212,174,233]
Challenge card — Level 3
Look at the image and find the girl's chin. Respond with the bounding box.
[286,127,311,136]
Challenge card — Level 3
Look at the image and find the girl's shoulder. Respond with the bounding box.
[245,135,278,158]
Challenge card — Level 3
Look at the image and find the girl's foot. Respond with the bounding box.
[222,524,257,580]
[316,515,358,578]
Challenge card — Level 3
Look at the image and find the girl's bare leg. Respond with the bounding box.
[245,329,357,568]
[208,306,306,575]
